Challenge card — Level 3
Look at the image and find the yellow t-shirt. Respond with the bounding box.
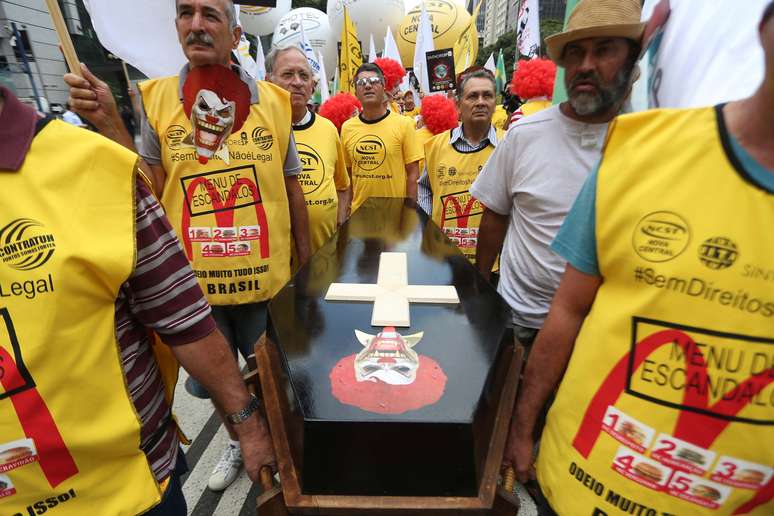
[293,112,350,253]
[403,107,420,118]
[341,111,423,212]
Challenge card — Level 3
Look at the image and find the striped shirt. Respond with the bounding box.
[417,124,500,214]
[115,177,216,482]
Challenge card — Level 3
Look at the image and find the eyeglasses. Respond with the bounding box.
[355,76,383,88]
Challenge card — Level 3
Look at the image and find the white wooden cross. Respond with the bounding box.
[325,252,459,327]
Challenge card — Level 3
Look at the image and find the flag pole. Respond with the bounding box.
[44,0,82,77]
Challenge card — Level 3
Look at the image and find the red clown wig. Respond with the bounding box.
[373,57,406,91]
[509,58,557,100]
[420,94,458,135]
[319,93,362,133]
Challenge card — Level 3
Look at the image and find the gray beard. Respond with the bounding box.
[569,69,631,117]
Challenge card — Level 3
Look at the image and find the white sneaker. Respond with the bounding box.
[208,444,243,491]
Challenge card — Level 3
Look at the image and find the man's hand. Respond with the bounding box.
[503,429,536,484]
[64,63,121,132]
[234,415,276,481]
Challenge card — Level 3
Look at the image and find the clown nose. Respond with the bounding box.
[198,156,209,164]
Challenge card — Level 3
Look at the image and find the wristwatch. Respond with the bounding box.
[226,394,260,425]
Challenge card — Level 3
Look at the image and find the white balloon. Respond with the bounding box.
[327,0,405,55]
[239,0,291,37]
[271,8,337,81]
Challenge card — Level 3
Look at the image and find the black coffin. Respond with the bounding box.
[268,198,512,498]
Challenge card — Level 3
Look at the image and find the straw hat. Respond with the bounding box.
[545,0,645,65]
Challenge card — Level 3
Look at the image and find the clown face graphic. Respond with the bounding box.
[190,89,235,163]
[354,327,423,385]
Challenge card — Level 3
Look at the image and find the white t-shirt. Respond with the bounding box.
[62,110,84,127]
[470,105,608,328]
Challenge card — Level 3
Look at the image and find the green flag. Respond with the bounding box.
[332,64,340,95]
[495,49,507,94]
[552,0,580,104]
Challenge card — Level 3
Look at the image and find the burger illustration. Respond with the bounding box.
[0,479,8,490]
[0,446,33,465]
[194,229,210,239]
[221,228,236,238]
[691,484,722,501]
[236,243,250,252]
[618,421,646,445]
[733,468,765,484]
[676,448,706,466]
[245,228,260,237]
[633,462,663,483]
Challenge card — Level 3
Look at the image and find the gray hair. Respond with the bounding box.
[265,44,319,83]
[175,0,237,31]
[457,69,496,100]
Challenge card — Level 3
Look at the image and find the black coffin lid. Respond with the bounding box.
[268,198,511,497]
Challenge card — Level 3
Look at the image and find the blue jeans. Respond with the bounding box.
[186,301,268,399]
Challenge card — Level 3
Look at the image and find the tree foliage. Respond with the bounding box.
[475,18,565,74]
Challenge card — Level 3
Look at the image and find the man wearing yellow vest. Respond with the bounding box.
[341,63,423,212]
[266,45,351,253]
[471,0,643,347]
[64,0,310,492]
[0,86,273,515]
[418,68,502,265]
[505,3,774,515]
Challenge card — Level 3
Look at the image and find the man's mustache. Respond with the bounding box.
[186,31,214,47]
[570,71,601,90]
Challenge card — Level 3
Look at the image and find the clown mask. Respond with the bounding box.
[354,328,423,385]
[182,65,250,165]
[190,89,235,164]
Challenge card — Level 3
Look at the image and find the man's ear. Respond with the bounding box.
[232,24,243,49]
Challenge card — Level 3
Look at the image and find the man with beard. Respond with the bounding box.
[65,0,309,493]
[504,3,774,514]
[341,63,422,212]
[471,0,643,346]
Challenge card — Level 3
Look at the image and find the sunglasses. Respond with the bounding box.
[355,76,383,88]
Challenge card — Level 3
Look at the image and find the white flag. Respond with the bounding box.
[517,0,541,59]
[413,2,435,94]
[84,0,185,77]
[318,51,330,103]
[368,34,377,63]
[632,0,767,110]
[483,53,496,75]
[236,34,259,79]
[383,26,409,92]
[383,26,402,64]
[299,21,321,77]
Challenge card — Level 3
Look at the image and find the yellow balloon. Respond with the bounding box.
[397,0,477,70]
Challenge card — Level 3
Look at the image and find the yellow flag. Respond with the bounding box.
[453,0,482,74]
[338,7,362,94]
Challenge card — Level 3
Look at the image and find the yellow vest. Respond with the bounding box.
[293,112,349,253]
[341,111,423,212]
[425,130,499,265]
[521,99,552,118]
[0,121,163,514]
[538,108,774,515]
[415,126,435,177]
[139,77,292,305]
[492,105,509,131]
